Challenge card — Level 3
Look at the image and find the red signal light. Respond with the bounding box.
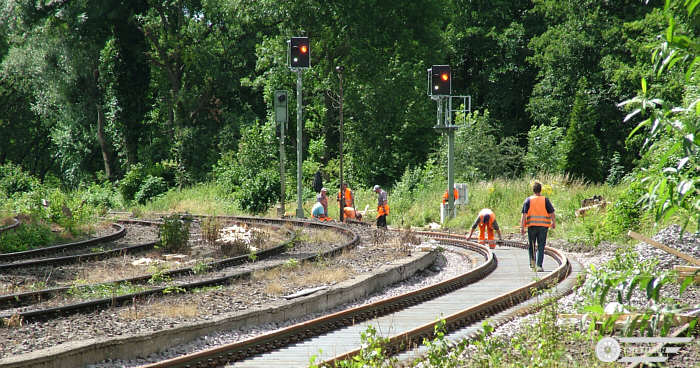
[300,45,308,54]
[441,73,449,81]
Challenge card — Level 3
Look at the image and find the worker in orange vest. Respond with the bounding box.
[520,181,556,272]
[337,183,357,221]
[373,185,389,228]
[467,208,502,249]
[311,188,332,221]
[442,187,459,204]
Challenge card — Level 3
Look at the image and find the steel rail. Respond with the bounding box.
[320,240,570,366]
[137,235,495,368]
[0,217,359,324]
[0,222,293,310]
[0,217,20,234]
[138,235,570,368]
[0,223,126,264]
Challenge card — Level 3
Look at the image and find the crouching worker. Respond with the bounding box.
[467,208,502,249]
[311,202,332,222]
[342,207,362,221]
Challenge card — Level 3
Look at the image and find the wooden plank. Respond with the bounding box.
[673,265,700,272]
[628,231,700,266]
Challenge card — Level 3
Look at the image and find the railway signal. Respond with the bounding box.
[288,37,311,217]
[429,65,451,96]
[289,37,310,68]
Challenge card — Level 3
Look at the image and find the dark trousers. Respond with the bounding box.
[527,226,548,267]
[376,215,387,228]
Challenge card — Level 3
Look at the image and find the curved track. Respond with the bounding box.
[138,231,572,368]
[0,217,357,325]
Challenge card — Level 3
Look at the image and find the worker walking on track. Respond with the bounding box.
[520,181,556,272]
[373,185,389,229]
[337,183,358,221]
[467,208,502,248]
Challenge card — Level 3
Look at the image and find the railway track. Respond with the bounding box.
[137,231,574,368]
[0,216,357,326]
[0,217,20,234]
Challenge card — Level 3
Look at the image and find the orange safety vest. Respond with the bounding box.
[343,207,357,220]
[478,208,496,247]
[525,195,552,228]
[337,188,353,208]
[442,188,459,204]
[377,204,390,218]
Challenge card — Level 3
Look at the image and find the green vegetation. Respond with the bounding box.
[68,281,146,300]
[157,214,191,253]
[0,1,696,365]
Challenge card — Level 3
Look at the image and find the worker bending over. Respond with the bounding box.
[373,185,389,228]
[337,183,358,221]
[467,208,502,249]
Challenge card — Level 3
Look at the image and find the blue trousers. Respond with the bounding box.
[527,226,548,267]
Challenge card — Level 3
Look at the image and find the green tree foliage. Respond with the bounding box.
[619,0,699,231]
[523,124,566,176]
[561,79,604,182]
[446,0,538,138]
[214,123,280,214]
[450,110,524,181]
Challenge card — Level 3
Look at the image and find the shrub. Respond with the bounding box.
[158,214,191,253]
[134,175,167,204]
[213,123,281,214]
[118,164,146,202]
[201,216,222,245]
[0,223,54,253]
[78,182,122,213]
[235,169,280,214]
[602,178,646,238]
[218,238,249,257]
[523,124,567,176]
[0,162,39,196]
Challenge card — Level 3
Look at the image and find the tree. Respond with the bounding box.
[620,0,699,232]
[523,124,566,176]
[562,78,604,182]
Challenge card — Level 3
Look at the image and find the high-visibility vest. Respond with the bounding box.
[338,188,353,208]
[478,209,496,246]
[442,188,459,204]
[525,195,552,227]
[343,207,357,219]
[377,204,390,218]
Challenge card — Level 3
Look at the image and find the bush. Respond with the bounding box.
[523,124,567,176]
[158,214,191,253]
[0,162,39,196]
[602,178,646,238]
[201,216,222,245]
[450,110,524,181]
[214,123,280,214]
[78,183,122,214]
[234,168,280,214]
[0,223,55,253]
[118,164,146,202]
[134,175,167,204]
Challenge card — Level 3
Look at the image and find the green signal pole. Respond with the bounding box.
[296,69,304,218]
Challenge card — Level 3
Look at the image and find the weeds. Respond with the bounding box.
[201,216,222,244]
[192,261,212,275]
[68,281,145,300]
[148,263,172,285]
[157,213,191,253]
